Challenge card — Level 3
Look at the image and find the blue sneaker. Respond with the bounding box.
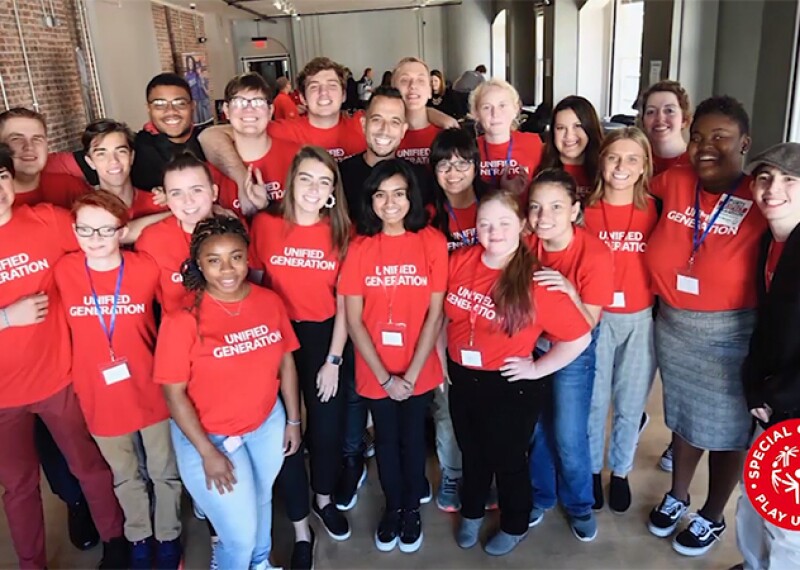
[155,538,182,569]
[528,506,547,528]
[131,537,153,570]
[570,513,598,542]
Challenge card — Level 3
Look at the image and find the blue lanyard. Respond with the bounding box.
[483,136,514,189]
[85,256,125,360]
[444,198,479,248]
[691,182,734,264]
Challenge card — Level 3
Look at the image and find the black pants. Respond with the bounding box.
[368,391,433,511]
[448,358,549,535]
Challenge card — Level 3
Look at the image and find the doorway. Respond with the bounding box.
[240,56,291,95]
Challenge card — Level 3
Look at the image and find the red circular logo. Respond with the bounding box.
[745,419,800,530]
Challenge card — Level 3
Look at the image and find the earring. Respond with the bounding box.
[325,194,336,209]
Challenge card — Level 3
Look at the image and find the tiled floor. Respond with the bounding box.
[0,378,742,569]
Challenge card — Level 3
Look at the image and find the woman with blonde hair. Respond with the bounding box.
[471,78,543,198]
[583,128,659,514]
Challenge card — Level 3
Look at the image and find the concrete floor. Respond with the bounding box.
[0,378,742,569]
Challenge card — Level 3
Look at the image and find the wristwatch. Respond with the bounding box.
[326,354,343,366]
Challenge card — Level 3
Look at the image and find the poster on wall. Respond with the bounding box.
[183,52,213,125]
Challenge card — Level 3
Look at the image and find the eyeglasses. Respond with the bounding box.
[228,96,270,110]
[75,225,121,238]
[148,98,191,111]
[435,159,473,174]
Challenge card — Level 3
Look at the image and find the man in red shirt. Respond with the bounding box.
[273,77,300,121]
[393,57,441,166]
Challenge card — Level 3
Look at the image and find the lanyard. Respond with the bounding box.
[600,199,635,284]
[444,198,479,248]
[483,136,514,189]
[690,181,734,265]
[378,234,400,323]
[468,255,495,346]
[85,257,125,360]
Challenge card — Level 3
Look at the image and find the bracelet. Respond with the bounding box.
[0,308,9,328]
[286,419,301,426]
[381,375,394,389]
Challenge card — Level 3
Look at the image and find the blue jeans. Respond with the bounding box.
[171,402,285,569]
[529,327,598,517]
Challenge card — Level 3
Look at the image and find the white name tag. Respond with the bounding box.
[676,274,700,295]
[715,195,752,229]
[460,349,483,368]
[610,291,626,308]
[101,360,131,385]
[381,330,404,347]
[223,436,243,453]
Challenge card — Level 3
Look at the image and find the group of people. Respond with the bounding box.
[1,50,798,570]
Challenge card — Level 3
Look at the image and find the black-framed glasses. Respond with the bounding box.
[75,225,121,238]
[228,96,269,110]
[148,98,191,111]
[435,159,473,174]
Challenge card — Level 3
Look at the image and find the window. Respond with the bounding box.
[535,9,545,104]
[491,9,507,81]
[609,0,644,116]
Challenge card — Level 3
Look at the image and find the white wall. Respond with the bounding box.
[674,0,719,104]
[203,14,238,100]
[553,0,580,102]
[85,0,162,127]
[577,0,612,115]
[445,0,492,82]
[231,18,294,72]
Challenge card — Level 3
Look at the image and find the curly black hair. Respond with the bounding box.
[691,95,750,136]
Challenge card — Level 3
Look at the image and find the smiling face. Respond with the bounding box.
[85,131,134,189]
[163,166,218,229]
[553,109,589,164]
[74,205,125,261]
[476,197,522,259]
[752,165,800,226]
[147,84,194,141]
[292,157,335,218]
[688,112,750,189]
[435,153,475,197]
[362,95,407,158]
[224,88,271,137]
[302,68,345,120]
[0,117,48,180]
[642,91,688,151]
[197,233,249,300]
[372,173,411,230]
[601,138,646,194]
[528,182,579,244]
[393,61,432,112]
[476,85,519,139]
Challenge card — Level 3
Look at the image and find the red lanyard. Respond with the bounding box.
[378,233,401,323]
[599,199,635,285]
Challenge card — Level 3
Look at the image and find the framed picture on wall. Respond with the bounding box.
[183,52,214,125]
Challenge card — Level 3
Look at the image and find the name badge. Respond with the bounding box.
[379,322,406,347]
[676,274,700,295]
[460,348,483,368]
[610,291,626,309]
[100,358,131,385]
[715,195,753,229]
[223,435,243,453]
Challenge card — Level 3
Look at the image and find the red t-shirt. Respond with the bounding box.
[445,246,591,370]
[645,167,766,310]
[129,188,169,219]
[653,151,690,177]
[526,227,614,309]
[249,213,341,322]
[14,173,88,209]
[273,92,300,121]
[135,216,192,313]
[153,285,300,436]
[339,227,447,398]
[427,202,479,252]
[269,114,366,162]
[562,163,594,199]
[396,124,442,166]
[211,139,300,216]
[0,204,77,407]
[583,197,658,313]
[54,251,168,436]
[478,131,544,189]
[765,240,785,292]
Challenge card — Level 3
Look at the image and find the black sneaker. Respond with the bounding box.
[374,509,402,552]
[312,501,351,541]
[592,473,604,511]
[399,508,423,553]
[335,455,367,511]
[98,537,130,570]
[609,475,631,514]
[290,528,315,570]
[419,477,432,505]
[672,513,726,557]
[68,500,100,551]
[648,492,689,538]
[659,443,674,472]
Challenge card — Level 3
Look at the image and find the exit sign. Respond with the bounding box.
[252,36,267,48]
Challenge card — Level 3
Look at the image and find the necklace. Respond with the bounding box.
[208,294,244,317]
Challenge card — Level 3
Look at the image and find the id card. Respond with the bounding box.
[379,322,406,347]
[610,291,626,309]
[459,348,483,368]
[223,436,243,453]
[676,273,700,295]
[100,358,131,385]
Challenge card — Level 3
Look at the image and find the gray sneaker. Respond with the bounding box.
[456,516,483,549]
[484,530,527,556]
[436,474,461,513]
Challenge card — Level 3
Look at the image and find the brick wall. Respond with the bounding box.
[0,0,88,151]
[151,2,209,77]
[151,4,174,73]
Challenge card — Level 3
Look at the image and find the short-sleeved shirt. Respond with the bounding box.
[269,114,366,162]
[135,216,192,313]
[478,131,544,189]
[153,285,299,436]
[396,124,442,166]
[14,173,89,209]
[339,226,447,398]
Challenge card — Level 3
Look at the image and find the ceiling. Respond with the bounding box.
[160,0,459,20]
